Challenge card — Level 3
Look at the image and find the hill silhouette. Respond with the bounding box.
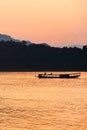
[0,34,20,42]
[0,40,87,71]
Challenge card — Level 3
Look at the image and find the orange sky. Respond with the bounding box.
[0,0,87,46]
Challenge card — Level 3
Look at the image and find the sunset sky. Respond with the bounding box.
[0,0,87,46]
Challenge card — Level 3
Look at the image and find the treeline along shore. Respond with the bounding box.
[0,40,87,71]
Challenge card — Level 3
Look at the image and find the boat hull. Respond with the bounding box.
[38,73,80,79]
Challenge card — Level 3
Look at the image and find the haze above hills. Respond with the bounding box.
[0,34,84,48]
[0,34,50,47]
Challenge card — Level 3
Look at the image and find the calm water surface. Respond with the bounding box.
[0,72,87,130]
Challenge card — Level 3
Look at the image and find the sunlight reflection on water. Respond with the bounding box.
[0,72,87,130]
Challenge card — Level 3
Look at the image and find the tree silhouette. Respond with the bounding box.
[0,40,87,71]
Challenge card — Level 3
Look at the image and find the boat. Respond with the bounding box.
[38,72,80,78]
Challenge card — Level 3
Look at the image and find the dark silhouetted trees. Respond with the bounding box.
[0,40,87,71]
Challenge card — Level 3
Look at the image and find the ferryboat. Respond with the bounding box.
[38,72,80,78]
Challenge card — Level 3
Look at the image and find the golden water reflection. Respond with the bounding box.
[0,72,87,130]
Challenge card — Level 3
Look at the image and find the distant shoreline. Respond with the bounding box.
[0,68,86,72]
[0,41,87,72]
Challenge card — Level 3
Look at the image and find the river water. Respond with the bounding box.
[0,72,87,130]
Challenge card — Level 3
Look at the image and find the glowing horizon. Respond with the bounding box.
[0,0,87,46]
